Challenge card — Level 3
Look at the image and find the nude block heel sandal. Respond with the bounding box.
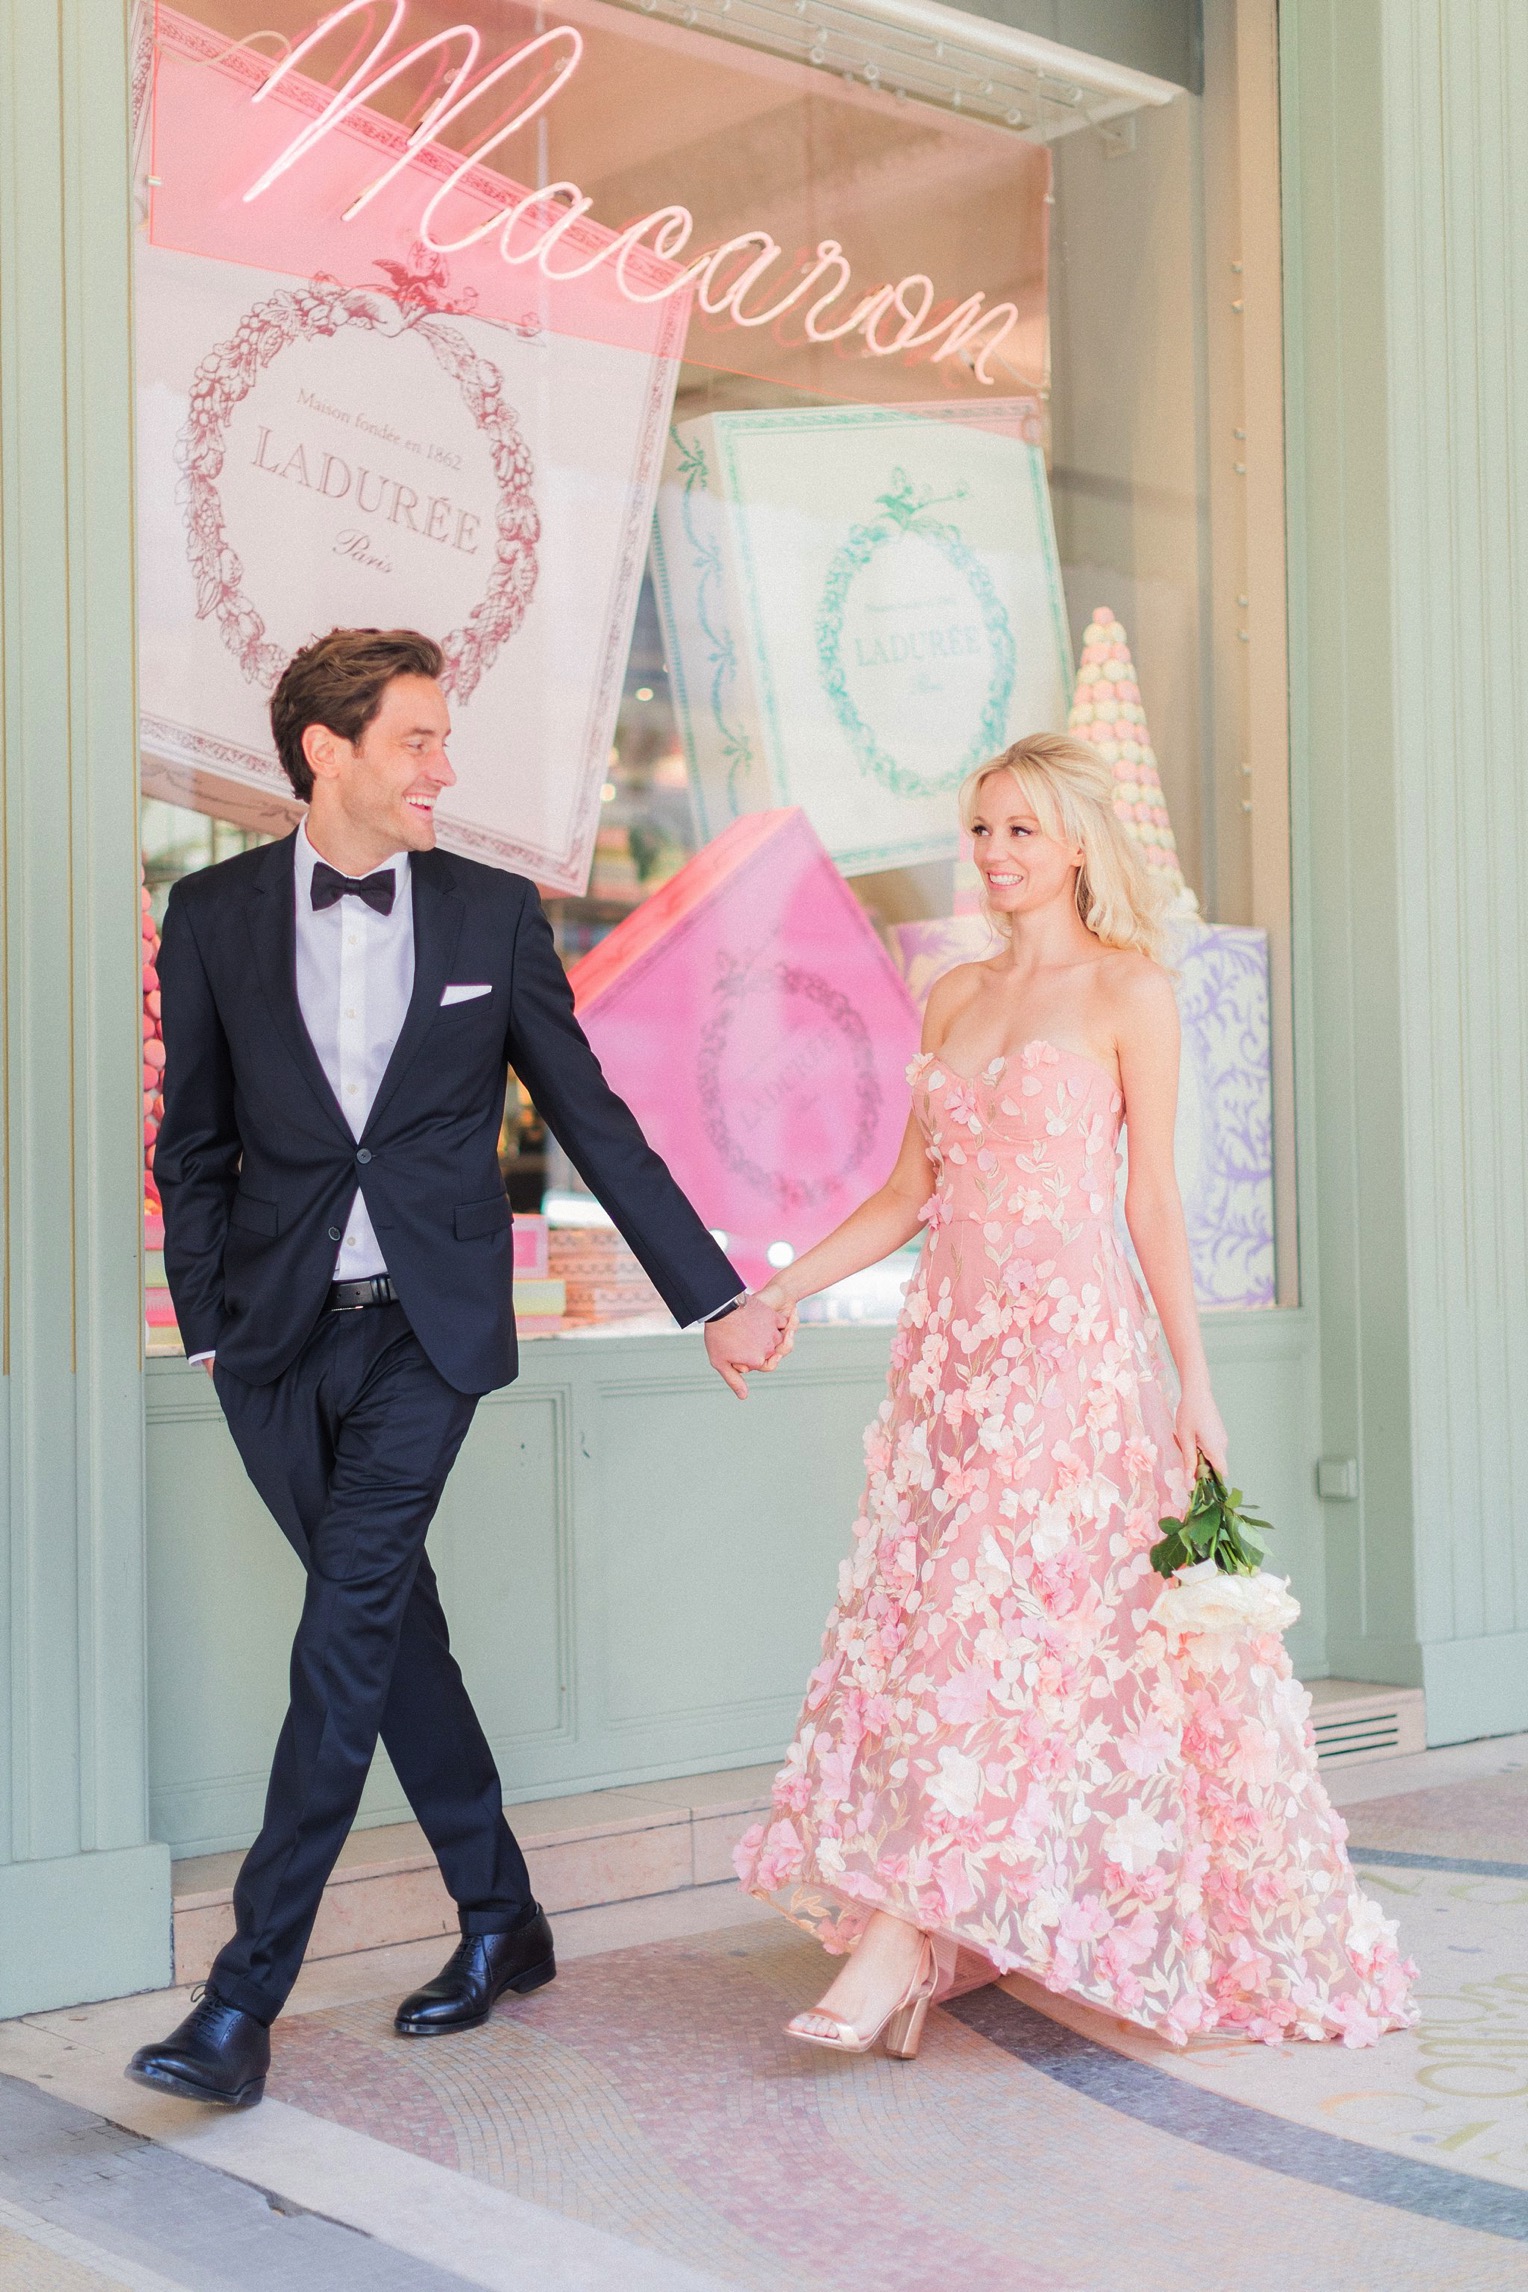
[786,1936,939,2059]
[881,1982,934,2060]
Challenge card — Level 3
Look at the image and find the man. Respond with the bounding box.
[129,628,790,2108]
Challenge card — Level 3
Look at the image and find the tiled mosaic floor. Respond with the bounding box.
[1346,1765,1528,1866]
[3,1749,1525,2292]
[257,1765,1528,2292]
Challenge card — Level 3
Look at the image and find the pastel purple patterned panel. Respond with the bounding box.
[1156,917,1275,1309]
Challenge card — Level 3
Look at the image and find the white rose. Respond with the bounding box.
[1150,1561,1300,1647]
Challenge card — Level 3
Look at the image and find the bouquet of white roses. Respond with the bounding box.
[1151,1457,1271,1579]
[1148,1458,1299,1652]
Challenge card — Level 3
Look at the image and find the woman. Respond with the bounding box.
[735,735,1416,2059]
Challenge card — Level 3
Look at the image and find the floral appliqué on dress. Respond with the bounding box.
[736,1042,1417,2047]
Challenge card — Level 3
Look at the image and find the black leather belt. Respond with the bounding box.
[327,1274,399,1312]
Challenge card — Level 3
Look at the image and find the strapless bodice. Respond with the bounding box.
[910,1039,1124,1242]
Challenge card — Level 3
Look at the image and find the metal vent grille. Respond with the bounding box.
[1308,1682,1426,1768]
[1314,1708,1405,1763]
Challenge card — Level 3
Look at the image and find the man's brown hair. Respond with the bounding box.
[269,627,445,801]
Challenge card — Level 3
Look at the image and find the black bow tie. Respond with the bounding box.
[311,862,396,917]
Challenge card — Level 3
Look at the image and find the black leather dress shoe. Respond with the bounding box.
[394,1907,555,2036]
[126,1988,270,2108]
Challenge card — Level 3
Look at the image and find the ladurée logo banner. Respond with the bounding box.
[176,271,538,713]
[247,405,487,564]
[696,957,882,1214]
[136,12,688,888]
[653,405,1073,875]
[568,809,920,1286]
[817,469,1018,800]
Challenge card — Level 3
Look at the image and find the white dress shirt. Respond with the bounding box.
[293,821,414,1280]
[188,827,414,1364]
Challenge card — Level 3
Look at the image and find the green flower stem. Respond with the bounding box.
[1149,1456,1275,1580]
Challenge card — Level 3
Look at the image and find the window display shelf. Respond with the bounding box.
[543,893,644,925]
[597,0,1178,141]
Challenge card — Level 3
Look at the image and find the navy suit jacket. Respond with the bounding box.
[154,833,741,1392]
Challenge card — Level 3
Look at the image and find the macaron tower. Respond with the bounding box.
[1068,609,1197,911]
[141,874,165,1213]
[141,873,180,1339]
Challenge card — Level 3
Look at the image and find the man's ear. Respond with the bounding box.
[302,722,344,784]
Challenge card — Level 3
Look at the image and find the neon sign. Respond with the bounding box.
[242,1,1022,384]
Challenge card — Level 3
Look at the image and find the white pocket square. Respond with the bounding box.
[441,982,492,1006]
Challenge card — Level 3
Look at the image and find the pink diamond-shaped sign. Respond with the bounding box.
[569,810,921,1288]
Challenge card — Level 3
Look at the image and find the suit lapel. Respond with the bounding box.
[363,849,465,1138]
[245,833,352,1139]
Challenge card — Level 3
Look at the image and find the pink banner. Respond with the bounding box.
[570,810,920,1287]
[147,7,689,359]
[136,10,688,889]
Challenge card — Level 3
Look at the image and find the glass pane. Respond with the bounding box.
[135,1,1282,1325]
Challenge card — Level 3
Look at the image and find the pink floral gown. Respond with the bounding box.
[736,1042,1417,2047]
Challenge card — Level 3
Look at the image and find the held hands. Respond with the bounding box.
[704,1293,797,1398]
[1174,1380,1228,1483]
[200,1314,800,1395]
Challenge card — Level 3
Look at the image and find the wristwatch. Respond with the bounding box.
[703,1291,748,1323]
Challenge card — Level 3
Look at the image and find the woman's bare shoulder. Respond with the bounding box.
[1095,946,1177,1035]
[922,961,988,1040]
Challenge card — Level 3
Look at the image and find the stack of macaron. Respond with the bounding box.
[142,876,165,1213]
[1067,609,1195,909]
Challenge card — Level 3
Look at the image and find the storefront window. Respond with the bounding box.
[136,0,1287,1344]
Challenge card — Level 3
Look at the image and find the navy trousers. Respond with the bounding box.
[209,1302,532,2022]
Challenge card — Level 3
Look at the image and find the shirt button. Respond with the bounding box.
[345,1083,358,1095]
[328,1226,342,1242]
[356,1148,372,1164]
[347,934,358,946]
[345,1008,357,1020]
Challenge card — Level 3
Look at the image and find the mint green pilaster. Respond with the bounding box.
[1283,0,1528,1740]
[0,0,170,2012]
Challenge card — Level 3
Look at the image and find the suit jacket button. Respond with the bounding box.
[328,1226,342,1242]
[356,1148,372,1164]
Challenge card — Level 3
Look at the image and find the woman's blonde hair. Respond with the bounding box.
[958,733,1169,959]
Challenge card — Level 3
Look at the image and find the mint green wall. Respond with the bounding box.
[147,1334,890,1850]
[145,1316,1325,1857]
[1284,0,1528,1742]
[0,0,172,2011]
